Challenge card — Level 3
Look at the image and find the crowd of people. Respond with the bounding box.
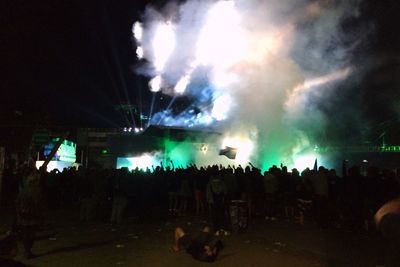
[1,159,400,264]
[2,161,399,231]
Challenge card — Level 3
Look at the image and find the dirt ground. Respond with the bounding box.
[0,210,384,267]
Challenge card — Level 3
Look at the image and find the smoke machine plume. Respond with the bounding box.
[132,0,366,169]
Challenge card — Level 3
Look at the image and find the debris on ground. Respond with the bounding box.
[274,241,286,247]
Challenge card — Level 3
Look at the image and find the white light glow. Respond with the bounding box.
[222,136,253,163]
[294,153,317,171]
[149,75,162,92]
[174,74,191,94]
[203,115,213,125]
[127,154,155,170]
[212,71,239,89]
[195,1,247,72]
[132,0,361,166]
[133,22,143,41]
[200,144,208,154]
[285,67,352,111]
[153,22,176,72]
[212,94,231,121]
[247,26,292,63]
[36,160,74,172]
[136,46,144,59]
[295,67,352,93]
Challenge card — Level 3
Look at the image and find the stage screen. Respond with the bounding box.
[117,153,163,171]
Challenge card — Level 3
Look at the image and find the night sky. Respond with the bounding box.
[2,0,151,127]
[1,0,399,141]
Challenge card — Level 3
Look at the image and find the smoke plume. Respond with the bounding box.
[133,0,368,168]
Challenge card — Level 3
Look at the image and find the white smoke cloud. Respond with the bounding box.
[133,0,366,168]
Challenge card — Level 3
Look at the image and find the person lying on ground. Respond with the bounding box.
[172,226,223,262]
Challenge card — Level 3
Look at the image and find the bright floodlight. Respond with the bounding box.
[149,75,162,92]
[174,74,191,94]
[222,136,253,164]
[294,153,317,171]
[127,154,155,170]
[195,1,246,71]
[153,22,176,72]
[136,46,144,59]
[200,144,208,154]
[133,22,143,41]
[212,94,231,121]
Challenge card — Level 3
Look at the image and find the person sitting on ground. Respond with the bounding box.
[172,226,223,262]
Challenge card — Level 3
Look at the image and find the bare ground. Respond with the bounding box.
[0,210,384,267]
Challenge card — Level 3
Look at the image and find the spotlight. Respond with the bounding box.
[123,127,127,132]
[134,128,140,133]
[200,144,208,154]
[128,127,132,132]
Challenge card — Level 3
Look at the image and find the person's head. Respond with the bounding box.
[200,240,223,262]
[282,166,288,173]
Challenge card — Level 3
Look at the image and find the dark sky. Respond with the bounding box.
[1,0,399,135]
[1,0,152,127]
